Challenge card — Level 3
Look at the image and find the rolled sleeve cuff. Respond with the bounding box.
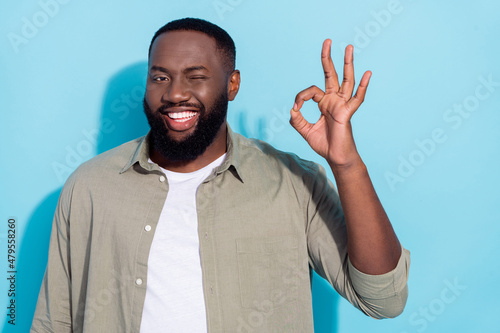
[348,247,411,299]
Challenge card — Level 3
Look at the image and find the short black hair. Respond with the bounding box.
[148,18,236,73]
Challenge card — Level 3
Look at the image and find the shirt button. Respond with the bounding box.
[135,278,143,286]
[144,225,152,232]
[159,175,166,182]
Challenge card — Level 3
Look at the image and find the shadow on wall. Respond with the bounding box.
[2,62,149,333]
[7,61,339,332]
[96,62,150,154]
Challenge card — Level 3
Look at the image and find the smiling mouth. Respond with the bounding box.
[166,111,198,122]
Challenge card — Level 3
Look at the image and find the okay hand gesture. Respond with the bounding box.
[290,39,371,170]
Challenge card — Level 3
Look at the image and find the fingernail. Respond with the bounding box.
[293,103,297,111]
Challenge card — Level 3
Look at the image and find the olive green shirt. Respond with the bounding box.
[32,127,410,332]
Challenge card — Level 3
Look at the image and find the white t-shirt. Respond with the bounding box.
[140,155,226,332]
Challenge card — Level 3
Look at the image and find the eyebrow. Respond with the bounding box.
[149,65,209,75]
[149,65,170,74]
[183,66,208,74]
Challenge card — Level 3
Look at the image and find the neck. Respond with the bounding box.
[150,124,227,173]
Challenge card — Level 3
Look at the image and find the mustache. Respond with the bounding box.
[157,102,204,114]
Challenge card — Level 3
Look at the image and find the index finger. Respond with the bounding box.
[321,39,340,93]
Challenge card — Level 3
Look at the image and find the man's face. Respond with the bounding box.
[144,30,236,161]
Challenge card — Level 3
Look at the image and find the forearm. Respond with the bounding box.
[329,157,401,275]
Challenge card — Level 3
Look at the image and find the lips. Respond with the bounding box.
[161,108,200,132]
[166,111,197,122]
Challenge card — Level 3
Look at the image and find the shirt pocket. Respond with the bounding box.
[236,235,299,310]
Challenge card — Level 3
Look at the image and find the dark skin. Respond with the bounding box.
[147,31,400,275]
[146,30,240,172]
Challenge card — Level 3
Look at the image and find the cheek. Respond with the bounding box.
[190,82,212,97]
[194,81,227,104]
[145,88,162,108]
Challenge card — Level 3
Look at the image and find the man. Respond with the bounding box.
[32,18,410,332]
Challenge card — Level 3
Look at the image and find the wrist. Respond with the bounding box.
[328,156,367,179]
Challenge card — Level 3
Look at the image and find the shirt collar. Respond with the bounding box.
[214,125,244,183]
[120,125,245,182]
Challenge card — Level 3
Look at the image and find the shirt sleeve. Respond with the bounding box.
[305,162,410,319]
[31,180,74,332]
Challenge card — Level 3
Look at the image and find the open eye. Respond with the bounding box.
[153,76,168,82]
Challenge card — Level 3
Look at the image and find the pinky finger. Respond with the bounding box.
[346,70,372,113]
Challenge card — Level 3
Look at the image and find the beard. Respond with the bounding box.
[143,93,228,162]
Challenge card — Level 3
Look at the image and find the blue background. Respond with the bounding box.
[1,0,499,332]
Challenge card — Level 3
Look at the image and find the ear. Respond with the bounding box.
[227,70,241,101]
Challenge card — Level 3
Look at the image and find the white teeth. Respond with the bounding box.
[167,111,197,121]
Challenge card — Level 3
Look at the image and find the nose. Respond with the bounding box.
[163,78,190,104]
